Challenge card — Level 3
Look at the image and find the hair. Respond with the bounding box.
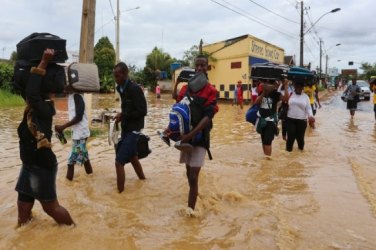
[195,55,208,64]
[114,62,129,73]
[293,81,305,87]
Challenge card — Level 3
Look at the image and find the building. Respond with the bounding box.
[203,34,285,100]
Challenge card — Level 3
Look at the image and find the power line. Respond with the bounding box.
[209,0,298,40]
[247,0,299,24]
[108,0,116,18]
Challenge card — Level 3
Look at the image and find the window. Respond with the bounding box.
[231,62,242,69]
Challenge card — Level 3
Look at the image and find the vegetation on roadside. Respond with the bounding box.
[62,128,106,139]
[0,89,24,107]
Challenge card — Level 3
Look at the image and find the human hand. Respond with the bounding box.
[180,133,192,143]
[308,116,315,128]
[113,112,122,124]
[38,48,55,69]
[54,124,65,133]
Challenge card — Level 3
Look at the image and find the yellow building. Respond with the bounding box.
[203,34,285,100]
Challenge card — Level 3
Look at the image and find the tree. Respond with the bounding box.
[182,43,216,67]
[145,47,174,77]
[360,62,376,80]
[183,45,200,67]
[94,36,116,92]
[10,51,17,63]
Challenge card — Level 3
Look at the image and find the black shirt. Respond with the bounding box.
[259,91,281,118]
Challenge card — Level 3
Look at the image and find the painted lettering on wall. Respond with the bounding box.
[251,41,281,61]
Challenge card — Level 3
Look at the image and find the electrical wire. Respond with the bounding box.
[209,0,298,40]
[247,0,299,24]
[108,0,116,18]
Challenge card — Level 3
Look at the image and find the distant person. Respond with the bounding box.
[344,77,361,119]
[236,80,244,109]
[285,81,315,152]
[232,85,238,106]
[251,80,259,104]
[55,90,93,181]
[304,81,321,116]
[156,84,161,99]
[15,49,74,226]
[277,80,294,141]
[370,78,376,121]
[166,55,218,213]
[254,79,289,158]
[113,62,147,193]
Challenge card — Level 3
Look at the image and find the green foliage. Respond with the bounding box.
[63,128,105,139]
[0,89,24,107]
[145,47,175,78]
[0,62,14,90]
[10,51,17,63]
[360,62,376,80]
[94,37,116,92]
[183,45,200,67]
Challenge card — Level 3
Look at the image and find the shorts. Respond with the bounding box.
[179,146,206,167]
[260,121,276,146]
[347,100,357,111]
[68,139,89,165]
[116,131,140,165]
[15,163,57,202]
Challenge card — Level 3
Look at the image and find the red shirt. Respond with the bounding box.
[177,83,219,118]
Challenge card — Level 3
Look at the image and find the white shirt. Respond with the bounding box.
[68,93,90,140]
[287,92,313,119]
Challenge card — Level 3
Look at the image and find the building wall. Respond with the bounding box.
[204,35,284,100]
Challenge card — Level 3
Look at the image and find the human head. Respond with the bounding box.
[237,80,242,86]
[293,81,304,94]
[351,76,357,85]
[113,62,129,85]
[194,55,208,74]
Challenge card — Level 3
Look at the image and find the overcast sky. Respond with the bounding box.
[1,0,375,72]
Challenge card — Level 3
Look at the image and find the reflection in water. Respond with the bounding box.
[0,91,376,249]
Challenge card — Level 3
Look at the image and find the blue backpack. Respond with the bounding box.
[168,98,191,141]
[168,96,203,142]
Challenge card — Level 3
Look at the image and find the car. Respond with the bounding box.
[356,80,371,101]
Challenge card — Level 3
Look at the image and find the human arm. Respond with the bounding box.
[280,79,290,102]
[172,79,181,100]
[55,94,85,133]
[305,95,315,128]
[25,49,56,119]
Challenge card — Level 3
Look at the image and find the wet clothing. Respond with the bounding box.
[16,67,58,202]
[257,91,280,146]
[68,139,89,165]
[17,67,57,169]
[344,84,361,101]
[179,146,207,167]
[286,92,312,152]
[116,79,147,135]
[116,79,147,164]
[286,117,307,151]
[16,163,57,202]
[115,132,140,165]
[68,93,90,140]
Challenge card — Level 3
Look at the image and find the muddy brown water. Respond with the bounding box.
[0,90,375,249]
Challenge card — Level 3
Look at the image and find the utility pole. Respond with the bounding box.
[299,1,304,67]
[319,39,323,78]
[79,0,96,63]
[115,0,120,63]
[325,54,328,76]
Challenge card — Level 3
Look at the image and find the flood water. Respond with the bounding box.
[0,90,375,249]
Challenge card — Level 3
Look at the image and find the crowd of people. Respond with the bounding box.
[13,46,375,228]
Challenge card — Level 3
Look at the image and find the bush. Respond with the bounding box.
[0,62,14,90]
